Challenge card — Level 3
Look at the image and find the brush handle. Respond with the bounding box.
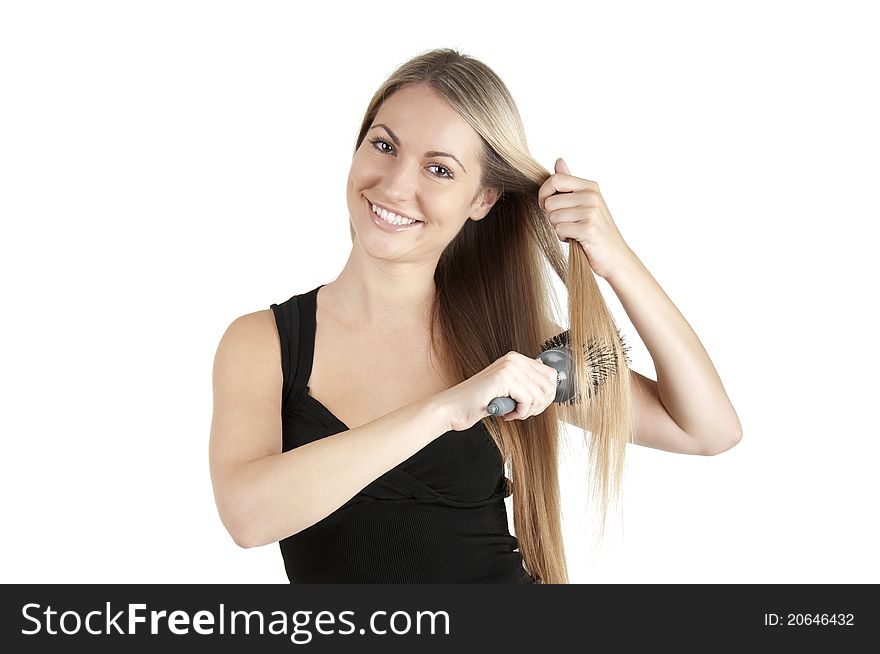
[486,396,518,416]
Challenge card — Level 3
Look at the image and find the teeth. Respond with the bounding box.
[372,202,418,226]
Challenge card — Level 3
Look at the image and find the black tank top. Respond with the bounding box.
[269,285,536,583]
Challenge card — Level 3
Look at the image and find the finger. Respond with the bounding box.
[505,386,535,421]
[505,399,533,421]
[524,365,558,408]
[546,205,594,227]
[555,158,571,175]
[538,174,599,212]
[541,364,560,395]
[544,190,599,214]
[517,396,535,420]
[539,368,559,405]
[552,218,591,243]
[532,359,558,384]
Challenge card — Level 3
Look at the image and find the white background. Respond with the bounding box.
[2,0,877,584]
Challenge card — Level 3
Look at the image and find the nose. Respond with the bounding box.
[376,156,421,203]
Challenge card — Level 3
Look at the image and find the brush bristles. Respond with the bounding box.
[540,328,631,403]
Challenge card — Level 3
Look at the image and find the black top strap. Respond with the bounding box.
[269,295,300,412]
[292,285,322,400]
[269,284,324,413]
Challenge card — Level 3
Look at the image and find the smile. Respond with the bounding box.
[371,201,420,225]
[365,197,424,231]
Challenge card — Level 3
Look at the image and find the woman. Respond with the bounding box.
[209,48,742,584]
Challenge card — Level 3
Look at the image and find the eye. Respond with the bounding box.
[427,164,454,180]
[367,137,455,180]
[368,136,394,154]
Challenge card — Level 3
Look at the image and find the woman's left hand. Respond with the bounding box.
[538,158,637,281]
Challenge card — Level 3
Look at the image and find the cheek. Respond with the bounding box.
[347,169,368,196]
[430,198,466,220]
[349,151,382,186]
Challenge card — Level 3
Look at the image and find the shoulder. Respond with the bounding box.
[214,309,281,370]
[224,308,278,342]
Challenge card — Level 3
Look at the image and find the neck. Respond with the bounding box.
[326,249,438,331]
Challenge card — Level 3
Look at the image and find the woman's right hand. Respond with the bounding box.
[433,351,559,432]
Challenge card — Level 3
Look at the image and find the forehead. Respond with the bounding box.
[374,85,480,159]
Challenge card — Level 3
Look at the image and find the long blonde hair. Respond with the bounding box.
[349,48,633,584]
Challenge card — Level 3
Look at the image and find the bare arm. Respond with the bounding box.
[604,253,743,453]
[215,399,450,548]
[209,310,450,549]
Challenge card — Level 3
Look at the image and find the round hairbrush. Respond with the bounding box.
[486,328,631,416]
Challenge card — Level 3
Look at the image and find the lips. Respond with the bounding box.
[365,197,422,224]
[365,197,424,232]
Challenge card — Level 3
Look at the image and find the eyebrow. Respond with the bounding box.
[369,123,467,174]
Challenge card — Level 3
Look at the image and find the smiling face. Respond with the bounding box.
[346,83,499,261]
